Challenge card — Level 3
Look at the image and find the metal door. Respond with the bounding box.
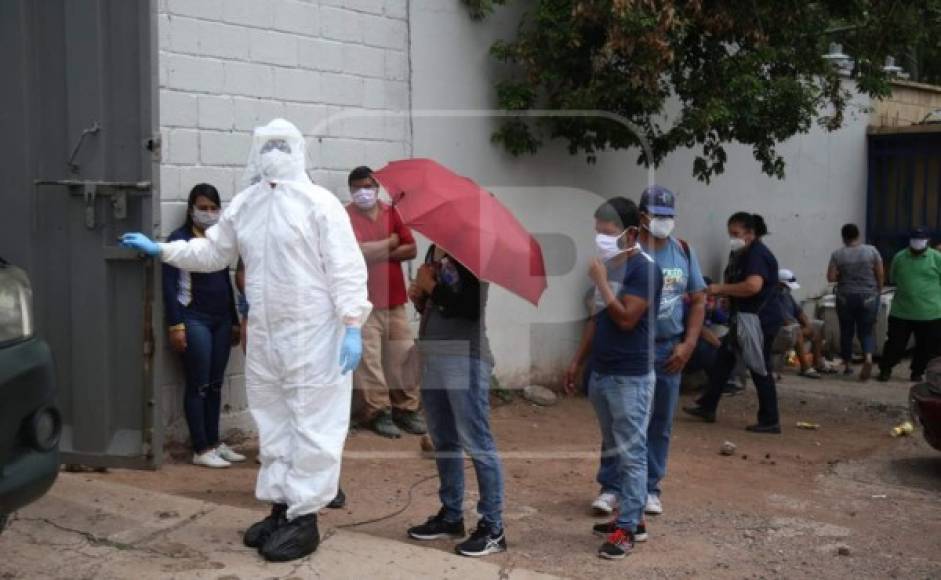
[867,127,941,262]
[0,0,161,468]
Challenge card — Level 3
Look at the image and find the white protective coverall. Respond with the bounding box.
[159,119,371,519]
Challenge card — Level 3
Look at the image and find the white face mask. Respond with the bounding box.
[595,232,625,261]
[910,238,929,252]
[259,150,294,180]
[647,217,675,240]
[192,209,220,229]
[352,187,378,209]
[729,237,747,253]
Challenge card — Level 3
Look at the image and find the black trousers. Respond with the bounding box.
[879,316,941,378]
[698,325,781,426]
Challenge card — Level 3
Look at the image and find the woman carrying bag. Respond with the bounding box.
[683,212,785,433]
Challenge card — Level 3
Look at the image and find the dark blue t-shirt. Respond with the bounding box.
[724,240,783,329]
[590,251,664,376]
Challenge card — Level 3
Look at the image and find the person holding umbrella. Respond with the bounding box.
[405,245,505,557]
[372,159,548,558]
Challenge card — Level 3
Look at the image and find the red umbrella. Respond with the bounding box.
[373,158,547,306]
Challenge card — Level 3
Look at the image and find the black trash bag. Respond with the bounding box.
[260,513,320,562]
[243,503,287,548]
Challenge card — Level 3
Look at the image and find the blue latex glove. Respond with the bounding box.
[339,326,363,375]
[120,232,161,257]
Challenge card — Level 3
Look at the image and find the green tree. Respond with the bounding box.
[464,0,941,181]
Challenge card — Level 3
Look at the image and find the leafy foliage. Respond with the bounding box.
[463,0,941,181]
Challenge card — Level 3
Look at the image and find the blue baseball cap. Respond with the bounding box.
[639,185,676,217]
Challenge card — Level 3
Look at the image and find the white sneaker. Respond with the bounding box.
[193,449,231,469]
[645,494,663,515]
[216,443,246,463]
[591,492,618,515]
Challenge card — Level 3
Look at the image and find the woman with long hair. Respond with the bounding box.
[163,183,244,467]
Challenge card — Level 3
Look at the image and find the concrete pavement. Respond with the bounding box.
[0,474,559,579]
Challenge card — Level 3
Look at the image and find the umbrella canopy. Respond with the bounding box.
[373,158,547,306]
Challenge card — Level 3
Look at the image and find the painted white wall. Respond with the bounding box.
[153,0,872,442]
[154,0,412,439]
[409,0,871,385]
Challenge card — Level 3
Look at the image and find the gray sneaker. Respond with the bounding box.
[371,411,402,439]
[394,410,427,435]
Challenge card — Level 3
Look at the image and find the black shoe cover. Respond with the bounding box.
[260,513,320,562]
[243,503,287,548]
[327,488,346,509]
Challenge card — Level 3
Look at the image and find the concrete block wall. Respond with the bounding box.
[155,0,411,441]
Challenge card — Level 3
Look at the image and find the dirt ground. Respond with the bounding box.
[90,371,941,579]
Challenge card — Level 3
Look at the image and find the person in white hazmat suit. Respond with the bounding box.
[121,119,371,562]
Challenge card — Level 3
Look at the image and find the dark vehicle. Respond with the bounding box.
[0,258,60,534]
[910,357,941,452]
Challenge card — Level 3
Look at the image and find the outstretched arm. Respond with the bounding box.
[159,210,239,272]
[123,208,239,272]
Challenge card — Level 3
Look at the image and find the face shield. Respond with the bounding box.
[242,118,308,187]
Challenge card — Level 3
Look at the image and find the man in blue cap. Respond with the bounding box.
[635,186,705,517]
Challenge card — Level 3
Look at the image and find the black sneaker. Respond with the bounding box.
[371,410,402,439]
[877,369,891,382]
[327,487,346,509]
[260,513,319,562]
[455,520,507,557]
[598,527,635,560]
[592,519,648,542]
[243,503,287,548]
[393,410,428,435]
[407,508,465,541]
[682,405,716,423]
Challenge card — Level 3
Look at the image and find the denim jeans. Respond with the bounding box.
[593,341,680,498]
[181,308,232,453]
[646,339,682,497]
[698,325,782,426]
[588,370,655,532]
[421,355,504,530]
[836,292,879,361]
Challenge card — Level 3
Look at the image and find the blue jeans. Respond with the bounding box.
[588,370,655,532]
[594,341,680,497]
[646,340,682,497]
[421,355,504,530]
[836,293,879,361]
[181,309,232,453]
